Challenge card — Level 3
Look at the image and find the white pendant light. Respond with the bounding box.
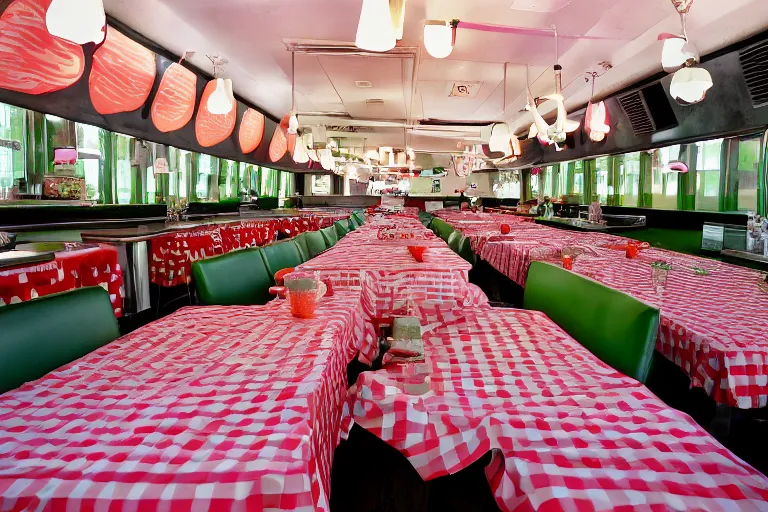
[424,20,454,59]
[46,0,106,45]
[292,135,309,164]
[207,78,234,115]
[355,0,396,52]
[488,123,513,156]
[670,66,712,105]
[319,149,334,170]
[661,36,699,73]
[287,114,299,135]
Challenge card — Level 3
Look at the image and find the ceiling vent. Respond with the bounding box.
[365,98,385,105]
[355,80,373,88]
[447,82,482,98]
[739,38,768,108]
[617,91,656,136]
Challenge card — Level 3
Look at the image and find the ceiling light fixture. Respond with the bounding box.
[46,0,106,45]
[584,72,610,143]
[355,0,396,52]
[287,52,299,135]
[670,66,713,105]
[423,20,459,59]
[206,55,234,115]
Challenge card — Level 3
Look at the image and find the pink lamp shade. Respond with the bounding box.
[53,147,78,165]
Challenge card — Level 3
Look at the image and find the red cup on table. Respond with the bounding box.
[562,254,574,270]
[500,224,511,235]
[408,246,427,262]
[626,242,640,259]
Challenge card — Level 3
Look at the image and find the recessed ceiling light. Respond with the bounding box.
[355,80,373,88]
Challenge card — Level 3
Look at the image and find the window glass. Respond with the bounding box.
[622,152,641,207]
[195,153,218,202]
[737,137,761,212]
[311,174,331,195]
[114,134,133,204]
[75,123,103,201]
[652,146,680,210]
[495,171,520,198]
[595,157,610,204]
[529,171,540,198]
[0,102,25,198]
[694,139,722,211]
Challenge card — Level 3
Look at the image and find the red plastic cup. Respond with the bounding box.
[626,243,640,259]
[500,224,511,235]
[408,246,427,262]
[562,254,574,270]
[288,289,317,319]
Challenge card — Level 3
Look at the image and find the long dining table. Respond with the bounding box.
[434,209,768,410]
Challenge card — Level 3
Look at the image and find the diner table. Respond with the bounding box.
[0,243,124,316]
[0,291,368,512]
[343,303,768,511]
[436,211,768,409]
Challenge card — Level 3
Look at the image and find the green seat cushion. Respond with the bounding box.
[457,236,476,265]
[321,226,338,247]
[346,218,358,231]
[447,230,463,253]
[523,262,660,383]
[0,286,120,394]
[349,215,362,228]
[294,233,311,262]
[305,230,328,257]
[353,211,365,225]
[192,248,272,306]
[334,220,350,238]
[260,240,304,280]
[431,218,454,242]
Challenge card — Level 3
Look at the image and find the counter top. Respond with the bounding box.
[535,217,647,232]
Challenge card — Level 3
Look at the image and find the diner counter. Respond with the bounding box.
[535,216,647,232]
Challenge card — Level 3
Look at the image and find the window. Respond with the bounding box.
[75,123,104,201]
[279,171,294,198]
[595,157,610,204]
[495,171,521,198]
[195,153,218,202]
[694,139,722,211]
[621,153,641,207]
[311,174,331,195]
[114,134,134,205]
[169,147,191,202]
[652,146,680,210]
[218,159,239,200]
[529,171,540,199]
[737,136,761,212]
[0,102,25,199]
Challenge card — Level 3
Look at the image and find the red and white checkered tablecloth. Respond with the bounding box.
[438,213,768,409]
[0,292,366,512]
[342,305,768,511]
[0,244,125,317]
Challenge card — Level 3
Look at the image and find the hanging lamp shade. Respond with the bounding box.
[319,148,334,170]
[207,78,234,115]
[287,114,299,135]
[355,0,396,52]
[585,101,610,142]
[424,20,453,59]
[670,66,713,105]
[292,135,309,164]
[488,123,513,155]
[46,0,106,45]
[661,36,699,73]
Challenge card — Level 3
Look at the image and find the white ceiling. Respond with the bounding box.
[105,0,768,155]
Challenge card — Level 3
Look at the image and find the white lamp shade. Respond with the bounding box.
[365,149,380,161]
[489,123,512,155]
[424,20,453,59]
[287,114,299,135]
[319,149,334,170]
[46,0,106,45]
[670,67,713,105]
[661,37,699,73]
[307,149,319,162]
[292,137,309,164]
[355,0,396,52]
[207,78,234,115]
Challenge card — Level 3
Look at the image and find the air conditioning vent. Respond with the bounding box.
[739,39,768,108]
[617,91,656,136]
[365,98,385,105]
[355,80,372,88]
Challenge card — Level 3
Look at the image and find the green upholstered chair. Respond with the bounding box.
[431,218,454,242]
[334,220,351,238]
[294,233,311,262]
[192,248,273,306]
[0,286,120,394]
[321,226,339,247]
[457,236,476,265]
[523,261,660,383]
[305,230,328,258]
[260,240,304,281]
[447,230,463,253]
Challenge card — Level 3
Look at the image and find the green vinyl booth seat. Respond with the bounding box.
[260,240,304,281]
[334,220,351,238]
[305,230,329,257]
[418,211,434,228]
[349,213,363,228]
[293,233,311,262]
[0,286,120,394]
[431,218,454,242]
[446,230,463,253]
[352,211,365,226]
[456,236,476,265]
[346,217,358,231]
[321,226,339,247]
[523,261,660,383]
[192,248,273,306]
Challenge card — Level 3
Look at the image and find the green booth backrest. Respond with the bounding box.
[353,211,365,225]
[346,217,358,231]
[418,212,434,228]
[321,226,339,247]
[294,233,311,262]
[334,220,350,238]
[350,214,363,228]
[457,236,476,265]
[431,218,454,242]
[260,240,304,280]
[305,230,329,257]
[447,230,463,253]
[192,248,273,306]
[0,286,120,394]
[523,262,660,383]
